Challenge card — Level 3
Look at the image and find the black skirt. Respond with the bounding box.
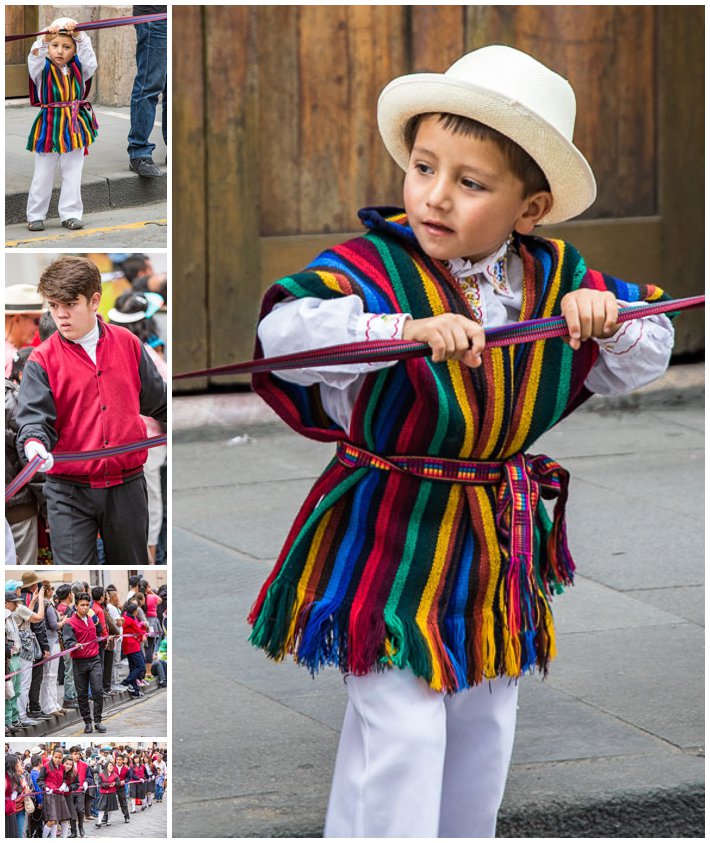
[97,791,119,812]
[129,779,145,799]
[42,792,71,822]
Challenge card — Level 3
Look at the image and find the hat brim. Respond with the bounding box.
[377,74,596,225]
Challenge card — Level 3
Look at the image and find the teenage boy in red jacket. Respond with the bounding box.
[16,256,167,565]
[61,592,107,734]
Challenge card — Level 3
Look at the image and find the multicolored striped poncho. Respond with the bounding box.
[248,207,668,693]
[27,57,98,154]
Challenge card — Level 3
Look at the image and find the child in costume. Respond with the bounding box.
[26,17,98,232]
[15,256,167,566]
[249,46,674,838]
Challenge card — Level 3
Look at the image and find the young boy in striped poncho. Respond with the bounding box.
[250,46,674,837]
[26,17,98,232]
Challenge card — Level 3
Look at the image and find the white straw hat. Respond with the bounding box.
[5,284,44,315]
[377,45,596,225]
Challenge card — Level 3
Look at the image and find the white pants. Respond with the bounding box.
[324,668,519,838]
[27,149,84,222]
[40,639,61,713]
[145,444,166,545]
[18,656,34,717]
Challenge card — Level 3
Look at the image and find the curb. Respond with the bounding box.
[5,171,166,225]
[497,786,705,838]
[173,363,704,436]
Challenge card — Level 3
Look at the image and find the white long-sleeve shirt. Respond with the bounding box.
[258,247,673,432]
[28,28,97,87]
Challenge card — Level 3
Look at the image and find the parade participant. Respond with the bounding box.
[113,755,131,823]
[61,594,106,734]
[249,45,675,838]
[6,752,23,839]
[15,257,168,566]
[68,747,89,838]
[127,756,145,813]
[141,753,155,806]
[120,603,148,698]
[95,762,120,828]
[37,747,71,838]
[26,18,98,232]
[60,756,78,836]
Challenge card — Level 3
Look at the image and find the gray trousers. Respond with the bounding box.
[9,515,38,565]
[44,476,149,565]
[62,652,77,701]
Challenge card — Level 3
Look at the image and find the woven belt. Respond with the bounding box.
[40,99,96,135]
[336,441,575,644]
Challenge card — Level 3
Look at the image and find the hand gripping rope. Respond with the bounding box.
[173,295,704,381]
[5,634,148,679]
[5,435,167,503]
[5,13,167,42]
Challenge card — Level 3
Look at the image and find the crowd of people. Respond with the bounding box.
[5,574,168,737]
[5,253,168,566]
[5,743,167,837]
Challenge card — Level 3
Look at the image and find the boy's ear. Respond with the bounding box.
[514,191,554,235]
[89,292,102,310]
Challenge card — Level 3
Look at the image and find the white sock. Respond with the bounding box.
[61,821,70,838]
[42,826,52,839]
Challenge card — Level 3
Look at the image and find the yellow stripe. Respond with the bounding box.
[285,509,333,645]
[415,485,461,689]
[446,360,475,457]
[415,257,446,316]
[6,220,168,248]
[481,346,507,456]
[474,486,502,677]
[505,239,565,456]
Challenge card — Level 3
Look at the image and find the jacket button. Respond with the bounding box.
[101,406,106,411]
[104,440,109,445]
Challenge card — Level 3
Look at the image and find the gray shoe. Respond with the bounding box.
[19,717,40,726]
[129,157,162,177]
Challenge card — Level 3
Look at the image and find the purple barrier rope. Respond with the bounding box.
[5,13,167,42]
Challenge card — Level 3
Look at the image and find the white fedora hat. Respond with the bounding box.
[5,284,44,315]
[377,45,596,225]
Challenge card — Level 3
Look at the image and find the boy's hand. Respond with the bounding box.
[402,313,485,367]
[43,26,59,42]
[561,290,620,351]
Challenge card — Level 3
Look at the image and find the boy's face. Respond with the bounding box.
[75,599,90,617]
[48,292,100,341]
[403,116,550,264]
[47,35,76,67]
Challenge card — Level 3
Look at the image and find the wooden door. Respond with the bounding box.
[5,6,38,97]
[173,6,704,389]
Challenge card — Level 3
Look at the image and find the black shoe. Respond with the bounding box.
[124,817,130,824]
[69,833,78,838]
[63,699,79,710]
[28,709,53,720]
[84,723,93,734]
[61,218,84,230]
[27,220,45,231]
[79,829,85,838]
[129,157,162,177]
[94,722,107,733]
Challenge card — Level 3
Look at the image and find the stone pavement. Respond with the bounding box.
[84,794,167,838]
[172,365,704,838]
[5,103,166,231]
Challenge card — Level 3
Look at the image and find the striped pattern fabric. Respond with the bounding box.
[248,207,669,693]
[27,57,98,154]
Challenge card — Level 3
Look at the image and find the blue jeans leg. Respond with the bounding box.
[127,20,167,159]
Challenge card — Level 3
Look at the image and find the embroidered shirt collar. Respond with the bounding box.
[446,238,515,298]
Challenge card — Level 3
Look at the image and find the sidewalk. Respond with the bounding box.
[172,372,704,837]
[5,102,166,225]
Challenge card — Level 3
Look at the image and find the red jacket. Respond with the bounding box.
[63,613,100,659]
[121,614,146,655]
[16,318,166,488]
[5,774,18,816]
[92,602,108,636]
[74,760,89,787]
[115,764,130,783]
[99,772,119,795]
[39,761,65,792]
